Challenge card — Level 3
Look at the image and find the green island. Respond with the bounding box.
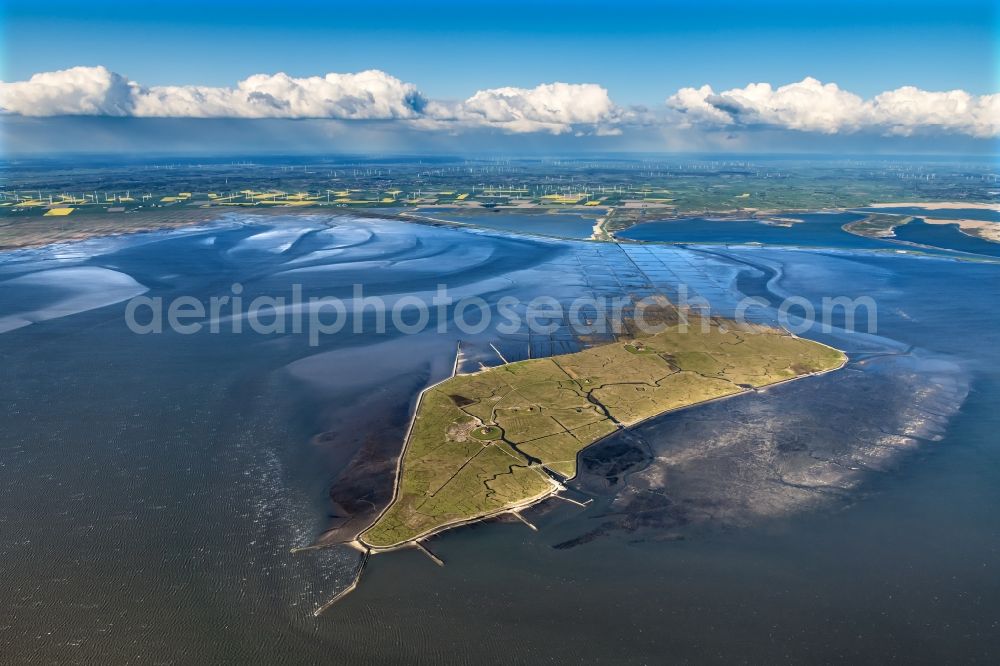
[842,213,914,239]
[360,321,847,550]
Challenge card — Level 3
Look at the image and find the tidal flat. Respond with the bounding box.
[1,213,998,663]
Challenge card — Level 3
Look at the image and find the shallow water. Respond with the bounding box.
[423,211,598,238]
[617,211,1000,259]
[892,218,1000,257]
[2,214,998,663]
[617,212,904,249]
[856,206,1000,222]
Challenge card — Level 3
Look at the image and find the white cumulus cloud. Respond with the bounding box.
[3,67,995,139]
[0,66,624,135]
[665,84,733,126]
[0,66,138,116]
[449,82,620,134]
[0,66,426,120]
[668,77,998,138]
[869,87,999,138]
[133,70,427,119]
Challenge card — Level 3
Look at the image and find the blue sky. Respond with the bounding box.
[1,0,997,154]
[5,0,997,101]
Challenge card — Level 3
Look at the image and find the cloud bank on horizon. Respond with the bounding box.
[668,77,998,139]
[1,65,996,140]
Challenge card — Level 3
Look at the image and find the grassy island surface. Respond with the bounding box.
[360,321,846,549]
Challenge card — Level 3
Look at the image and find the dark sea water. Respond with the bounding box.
[1,214,998,663]
[893,218,1000,257]
[617,212,902,249]
[619,211,1000,259]
[856,206,1000,222]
